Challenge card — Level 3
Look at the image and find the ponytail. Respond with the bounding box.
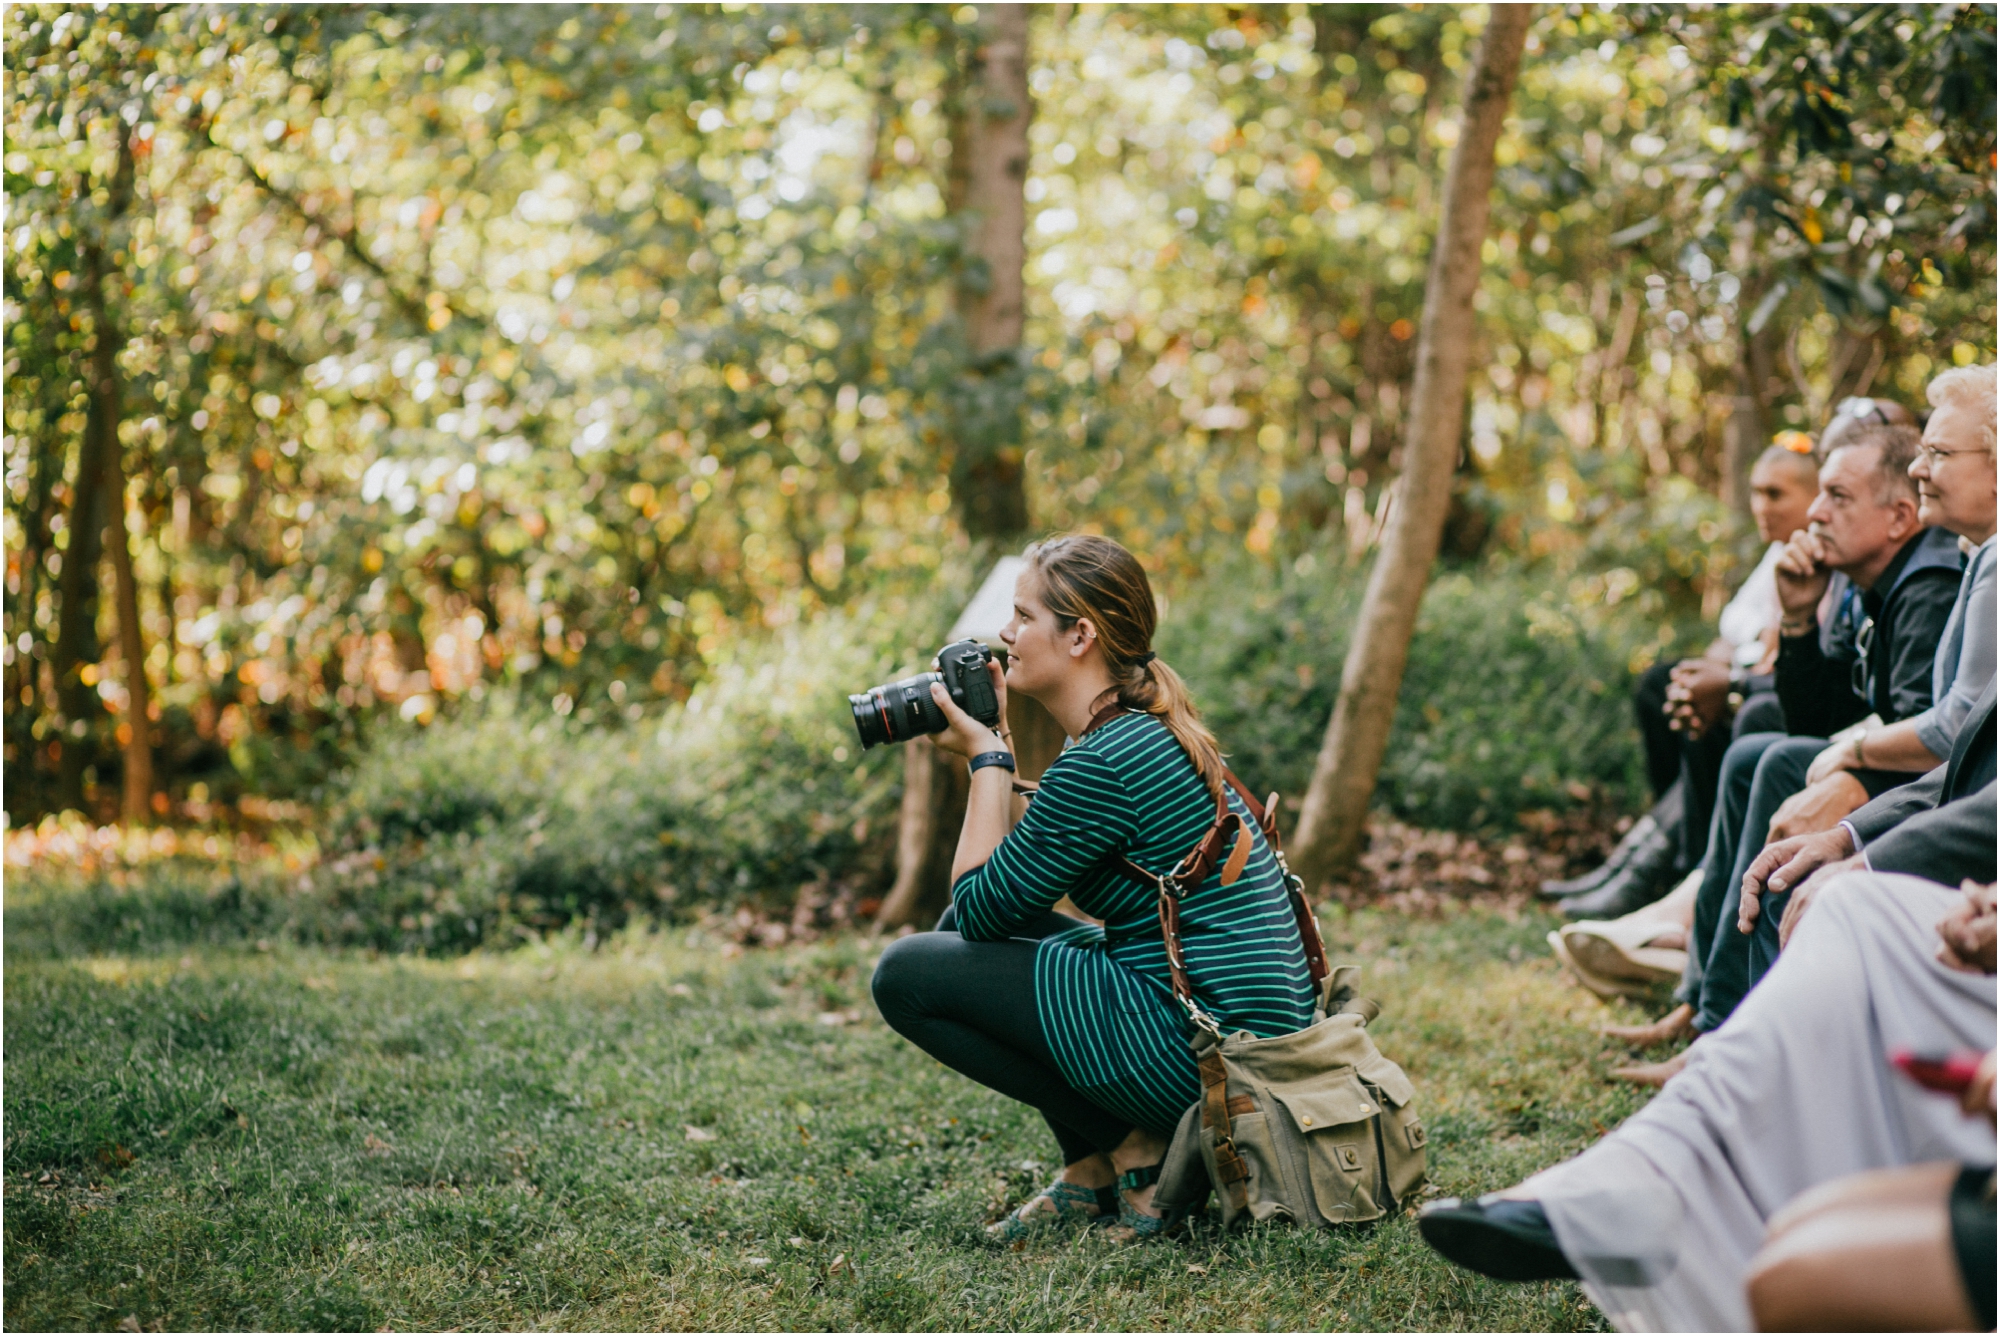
[1025,534,1228,805]
[1119,654,1228,806]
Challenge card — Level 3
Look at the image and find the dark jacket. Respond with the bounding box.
[1848,676,1996,884]
[1776,526,1964,738]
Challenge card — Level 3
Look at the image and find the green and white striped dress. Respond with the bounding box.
[951,712,1316,1133]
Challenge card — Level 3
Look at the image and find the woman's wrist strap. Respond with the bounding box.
[968,750,1016,776]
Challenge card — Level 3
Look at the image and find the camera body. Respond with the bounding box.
[849,639,1002,749]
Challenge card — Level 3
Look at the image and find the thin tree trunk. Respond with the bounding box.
[1288,5,1533,890]
[876,738,968,930]
[948,2,1032,539]
[1724,305,1779,520]
[879,3,1036,931]
[104,437,153,824]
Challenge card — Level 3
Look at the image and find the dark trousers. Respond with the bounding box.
[1677,732,1823,1031]
[1676,689,1783,874]
[870,906,1131,1167]
[1635,661,1681,801]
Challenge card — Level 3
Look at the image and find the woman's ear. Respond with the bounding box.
[1068,617,1097,659]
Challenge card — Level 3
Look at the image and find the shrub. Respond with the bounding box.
[315,598,941,952]
[296,549,1698,949]
[1162,552,1691,831]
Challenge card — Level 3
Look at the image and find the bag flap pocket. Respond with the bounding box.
[1357,1054,1416,1108]
[1266,1073,1380,1131]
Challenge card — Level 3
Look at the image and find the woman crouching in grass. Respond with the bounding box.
[871,534,1316,1241]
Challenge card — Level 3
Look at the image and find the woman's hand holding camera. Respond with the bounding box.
[928,657,1011,761]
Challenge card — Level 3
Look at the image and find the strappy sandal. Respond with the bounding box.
[986,1178,1119,1242]
[1100,1163,1186,1243]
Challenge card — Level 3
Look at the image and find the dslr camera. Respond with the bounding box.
[849,639,1001,749]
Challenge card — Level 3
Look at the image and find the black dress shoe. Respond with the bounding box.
[1558,847,1678,921]
[1418,1196,1578,1282]
[1539,813,1660,899]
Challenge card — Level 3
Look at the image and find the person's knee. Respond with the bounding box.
[1721,732,1784,785]
[1733,692,1785,738]
[1747,1189,1969,1332]
[870,932,942,1030]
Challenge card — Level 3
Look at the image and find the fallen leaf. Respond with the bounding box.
[363,1134,393,1157]
[787,1236,805,1247]
[827,1254,849,1275]
[117,1318,141,1332]
[1186,1264,1208,1275]
[684,1125,717,1142]
[745,1256,771,1267]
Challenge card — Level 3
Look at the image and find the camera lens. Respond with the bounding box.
[849,690,892,749]
[848,672,949,749]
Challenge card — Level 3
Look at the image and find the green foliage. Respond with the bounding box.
[316,599,941,951]
[279,545,1681,950]
[1166,552,1685,832]
[6,4,1991,824]
[2,908,1646,1331]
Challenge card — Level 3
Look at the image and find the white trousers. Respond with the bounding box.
[1526,872,1998,1332]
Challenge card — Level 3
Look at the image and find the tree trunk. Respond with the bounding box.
[876,738,969,931]
[1723,309,1779,519]
[948,3,1032,540]
[1287,5,1533,890]
[103,440,153,825]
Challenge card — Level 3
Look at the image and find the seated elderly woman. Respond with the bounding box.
[870,534,1315,1242]
[1417,851,1996,1332]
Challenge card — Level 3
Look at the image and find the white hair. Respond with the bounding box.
[1926,363,1997,455]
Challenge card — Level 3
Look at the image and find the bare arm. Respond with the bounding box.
[924,663,1017,883]
[1805,719,1944,784]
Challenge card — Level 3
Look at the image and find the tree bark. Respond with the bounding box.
[1723,305,1780,519]
[948,3,1032,540]
[1288,5,1533,889]
[103,429,154,824]
[52,126,137,813]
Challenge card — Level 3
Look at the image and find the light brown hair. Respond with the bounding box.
[1025,533,1227,803]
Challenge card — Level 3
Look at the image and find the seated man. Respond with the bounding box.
[1609,423,1962,1068]
[1770,364,1996,838]
[1547,438,1818,918]
[1417,841,1996,1332]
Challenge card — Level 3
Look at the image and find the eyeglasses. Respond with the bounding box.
[1834,397,1893,426]
[1916,441,1987,466]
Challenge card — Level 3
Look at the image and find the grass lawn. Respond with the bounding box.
[4,892,1672,1331]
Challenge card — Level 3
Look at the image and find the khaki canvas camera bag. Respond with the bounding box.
[1079,708,1425,1228]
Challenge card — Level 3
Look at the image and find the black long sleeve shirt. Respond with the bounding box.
[1775,528,1964,739]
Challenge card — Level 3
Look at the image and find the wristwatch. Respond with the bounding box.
[968,751,1016,777]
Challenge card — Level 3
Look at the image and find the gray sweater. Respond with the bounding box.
[1912,535,1997,760]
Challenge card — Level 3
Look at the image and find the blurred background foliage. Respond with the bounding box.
[5,4,1994,884]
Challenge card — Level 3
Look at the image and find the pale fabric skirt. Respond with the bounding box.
[1523,872,1998,1332]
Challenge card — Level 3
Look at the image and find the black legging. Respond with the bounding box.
[871,906,1133,1167]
